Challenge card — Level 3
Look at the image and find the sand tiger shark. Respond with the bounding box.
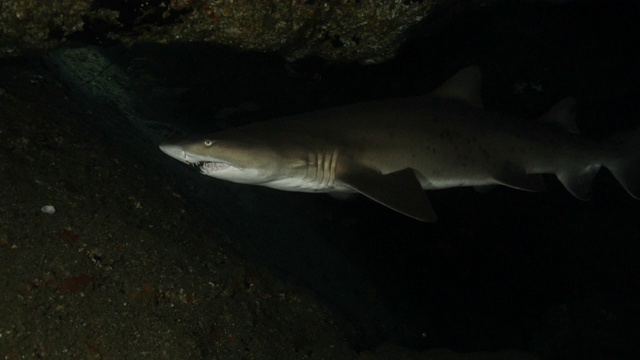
[159,66,639,221]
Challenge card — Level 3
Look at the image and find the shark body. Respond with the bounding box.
[160,66,639,221]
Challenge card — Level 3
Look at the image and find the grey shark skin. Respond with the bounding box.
[159,66,639,221]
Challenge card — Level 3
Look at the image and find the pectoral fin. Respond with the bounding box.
[338,167,437,222]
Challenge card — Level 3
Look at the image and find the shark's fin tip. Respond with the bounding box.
[493,171,546,193]
[338,166,437,222]
[429,66,483,108]
[602,129,640,199]
[557,164,601,200]
[539,97,580,134]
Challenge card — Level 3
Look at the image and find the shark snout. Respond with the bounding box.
[159,144,188,163]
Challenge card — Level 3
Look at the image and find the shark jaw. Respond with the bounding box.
[159,66,640,221]
[199,161,232,174]
[159,143,231,172]
[159,143,242,183]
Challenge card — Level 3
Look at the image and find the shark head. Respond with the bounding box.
[159,133,309,186]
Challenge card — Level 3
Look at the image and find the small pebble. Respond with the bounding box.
[41,205,56,214]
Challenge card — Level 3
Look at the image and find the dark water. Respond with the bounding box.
[12,1,640,359]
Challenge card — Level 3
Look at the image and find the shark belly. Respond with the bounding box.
[262,177,353,193]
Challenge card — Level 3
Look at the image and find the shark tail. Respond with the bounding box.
[604,129,640,199]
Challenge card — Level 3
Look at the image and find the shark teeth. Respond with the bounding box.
[198,161,230,174]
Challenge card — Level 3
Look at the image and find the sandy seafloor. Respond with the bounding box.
[1,2,640,359]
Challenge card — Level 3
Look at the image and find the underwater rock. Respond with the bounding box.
[0,0,436,64]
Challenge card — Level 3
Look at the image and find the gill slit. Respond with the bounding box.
[306,149,339,188]
[328,148,338,187]
[320,148,339,188]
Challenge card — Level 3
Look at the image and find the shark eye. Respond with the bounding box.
[203,140,213,147]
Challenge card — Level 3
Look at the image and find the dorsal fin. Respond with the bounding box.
[538,97,580,134]
[429,66,483,108]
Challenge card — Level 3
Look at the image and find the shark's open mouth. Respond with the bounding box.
[196,161,230,174]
